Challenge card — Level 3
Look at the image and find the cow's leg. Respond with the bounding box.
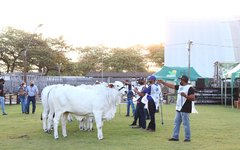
[67,113,73,122]
[47,112,54,134]
[84,118,88,131]
[53,112,61,139]
[88,117,94,131]
[86,117,90,131]
[94,113,103,140]
[61,112,68,137]
[42,111,48,132]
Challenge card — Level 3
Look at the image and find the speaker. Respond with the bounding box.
[196,78,205,89]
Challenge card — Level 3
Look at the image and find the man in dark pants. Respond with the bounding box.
[134,76,161,132]
[26,80,39,114]
[130,77,147,129]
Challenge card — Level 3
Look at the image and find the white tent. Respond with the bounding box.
[164,18,240,78]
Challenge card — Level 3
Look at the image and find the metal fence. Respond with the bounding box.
[1,74,135,94]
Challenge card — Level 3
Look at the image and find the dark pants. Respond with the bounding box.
[133,102,146,129]
[147,100,156,130]
[133,103,139,124]
[138,102,146,129]
[26,96,36,113]
[145,108,150,119]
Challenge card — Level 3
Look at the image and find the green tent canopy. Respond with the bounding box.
[231,68,240,108]
[153,66,202,81]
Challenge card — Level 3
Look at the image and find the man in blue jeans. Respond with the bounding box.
[124,80,135,117]
[26,80,39,114]
[18,82,26,114]
[0,78,7,115]
[158,75,197,142]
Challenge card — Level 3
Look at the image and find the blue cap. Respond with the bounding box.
[148,75,156,81]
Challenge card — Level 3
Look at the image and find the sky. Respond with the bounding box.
[1,0,240,48]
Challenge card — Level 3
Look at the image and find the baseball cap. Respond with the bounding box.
[148,75,156,81]
[178,75,189,82]
[138,77,145,81]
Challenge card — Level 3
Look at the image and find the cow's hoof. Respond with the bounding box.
[47,130,51,134]
[63,135,67,138]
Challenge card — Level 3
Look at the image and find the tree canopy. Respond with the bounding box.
[0,27,164,76]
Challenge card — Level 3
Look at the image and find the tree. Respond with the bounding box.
[146,43,164,67]
[29,36,72,75]
[0,27,72,75]
[76,46,108,76]
[106,47,146,72]
[0,27,29,73]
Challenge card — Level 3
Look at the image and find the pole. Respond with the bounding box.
[187,40,193,81]
[23,24,43,84]
[160,99,164,125]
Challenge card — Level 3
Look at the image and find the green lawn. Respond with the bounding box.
[0,103,239,150]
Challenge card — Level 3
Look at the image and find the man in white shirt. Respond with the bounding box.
[158,75,197,142]
[26,80,39,114]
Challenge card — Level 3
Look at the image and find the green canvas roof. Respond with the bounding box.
[153,66,202,81]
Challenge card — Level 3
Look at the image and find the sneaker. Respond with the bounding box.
[184,139,191,142]
[2,112,7,115]
[168,138,179,141]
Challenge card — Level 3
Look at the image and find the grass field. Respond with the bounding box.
[0,103,239,150]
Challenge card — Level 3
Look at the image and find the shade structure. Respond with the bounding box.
[153,66,202,81]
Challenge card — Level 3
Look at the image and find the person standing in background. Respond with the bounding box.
[124,80,135,117]
[26,80,38,114]
[0,78,7,115]
[18,82,26,114]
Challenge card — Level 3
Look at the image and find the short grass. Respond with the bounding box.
[0,103,239,150]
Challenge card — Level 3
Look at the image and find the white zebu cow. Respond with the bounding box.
[41,84,65,133]
[49,81,126,140]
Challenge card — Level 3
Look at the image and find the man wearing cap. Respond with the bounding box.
[134,75,162,132]
[130,77,147,129]
[26,80,39,114]
[158,75,197,142]
[0,78,7,115]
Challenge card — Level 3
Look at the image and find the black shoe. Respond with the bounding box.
[2,112,7,115]
[129,123,136,126]
[184,139,191,142]
[132,126,141,129]
[146,129,155,132]
[125,115,129,117]
[168,138,179,141]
